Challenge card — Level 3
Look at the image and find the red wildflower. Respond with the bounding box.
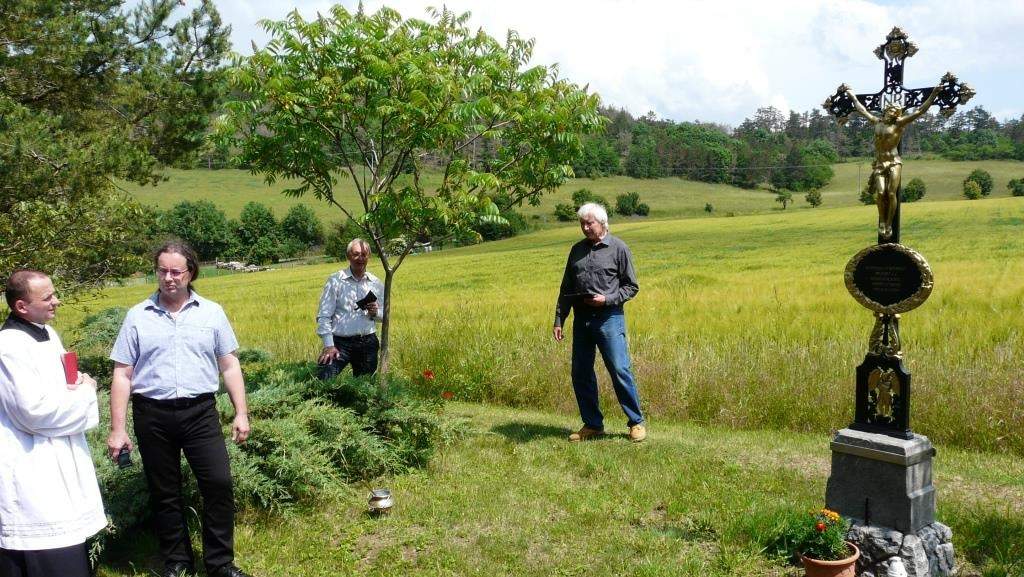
[815,522,826,532]
[422,369,435,380]
[441,391,454,400]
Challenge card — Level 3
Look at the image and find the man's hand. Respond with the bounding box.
[366,301,379,318]
[553,326,564,342]
[67,372,97,391]
[584,294,606,307]
[107,429,133,461]
[318,346,340,364]
[232,413,251,444]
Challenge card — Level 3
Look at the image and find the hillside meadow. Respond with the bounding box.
[118,159,1024,224]
[61,196,1024,454]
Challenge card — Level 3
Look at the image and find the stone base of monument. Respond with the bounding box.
[845,519,955,577]
[825,428,954,577]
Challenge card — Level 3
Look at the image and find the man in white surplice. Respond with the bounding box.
[0,270,106,577]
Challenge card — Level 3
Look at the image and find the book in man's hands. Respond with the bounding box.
[562,292,598,301]
[354,290,378,310]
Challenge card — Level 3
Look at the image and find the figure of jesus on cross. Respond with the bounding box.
[823,27,975,243]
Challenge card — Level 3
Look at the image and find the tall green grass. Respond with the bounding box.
[61,196,1024,454]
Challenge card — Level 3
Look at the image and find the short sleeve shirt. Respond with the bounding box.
[110,291,239,400]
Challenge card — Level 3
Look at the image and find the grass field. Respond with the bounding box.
[95,403,1024,577]
[118,159,1024,225]
[60,195,1024,455]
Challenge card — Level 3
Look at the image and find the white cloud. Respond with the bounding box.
[209,0,1024,125]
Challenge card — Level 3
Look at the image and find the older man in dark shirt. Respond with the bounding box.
[553,202,646,442]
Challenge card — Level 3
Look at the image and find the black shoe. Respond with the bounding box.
[211,565,254,577]
[162,562,195,577]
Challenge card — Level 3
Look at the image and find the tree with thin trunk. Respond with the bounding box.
[219,5,603,376]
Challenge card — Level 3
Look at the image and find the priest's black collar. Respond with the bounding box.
[1,313,50,342]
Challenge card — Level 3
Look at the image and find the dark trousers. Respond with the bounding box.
[317,333,379,380]
[132,394,234,574]
[0,543,90,577]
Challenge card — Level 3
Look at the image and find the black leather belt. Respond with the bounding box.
[132,392,215,409]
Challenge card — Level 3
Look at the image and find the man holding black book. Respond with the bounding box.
[316,238,384,379]
[553,203,647,443]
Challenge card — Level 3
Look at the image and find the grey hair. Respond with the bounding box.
[346,238,371,255]
[577,202,609,232]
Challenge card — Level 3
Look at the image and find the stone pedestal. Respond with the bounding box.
[826,428,954,577]
[826,428,935,533]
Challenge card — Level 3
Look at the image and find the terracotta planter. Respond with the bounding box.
[799,542,860,577]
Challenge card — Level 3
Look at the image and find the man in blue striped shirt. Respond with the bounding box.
[315,238,384,380]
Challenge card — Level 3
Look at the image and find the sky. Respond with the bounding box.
[202,0,1024,127]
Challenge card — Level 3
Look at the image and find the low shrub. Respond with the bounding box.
[78,307,464,563]
[1008,178,1024,197]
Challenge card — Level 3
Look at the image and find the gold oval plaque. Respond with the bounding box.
[845,243,933,314]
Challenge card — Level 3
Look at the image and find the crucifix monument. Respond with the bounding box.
[821,27,974,577]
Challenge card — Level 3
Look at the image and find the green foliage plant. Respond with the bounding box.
[280,204,325,250]
[553,203,578,222]
[805,189,822,207]
[615,191,645,216]
[235,201,282,264]
[79,304,463,560]
[775,190,793,209]
[964,169,994,196]
[704,203,714,214]
[859,183,875,205]
[963,180,982,200]
[220,5,603,375]
[1008,178,1024,197]
[0,0,230,296]
[782,508,851,561]
[571,188,609,210]
[163,200,233,260]
[901,177,927,202]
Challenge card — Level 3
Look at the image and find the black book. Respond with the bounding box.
[354,290,378,310]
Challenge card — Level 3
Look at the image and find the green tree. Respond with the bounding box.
[805,189,823,207]
[775,190,793,209]
[571,188,608,210]
[859,183,875,205]
[0,0,229,295]
[163,200,233,260]
[964,169,994,196]
[704,203,714,214]
[901,178,927,203]
[615,192,641,216]
[1009,178,1024,197]
[235,202,281,264]
[280,204,325,249]
[220,6,602,374]
[963,180,982,200]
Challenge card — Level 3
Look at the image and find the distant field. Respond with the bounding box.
[118,159,1024,226]
[61,196,1024,455]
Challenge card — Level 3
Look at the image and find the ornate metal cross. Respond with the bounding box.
[823,28,974,438]
[824,27,975,125]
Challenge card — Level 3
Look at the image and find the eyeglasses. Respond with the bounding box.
[156,267,189,279]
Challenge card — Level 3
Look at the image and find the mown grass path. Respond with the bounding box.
[98,403,1024,577]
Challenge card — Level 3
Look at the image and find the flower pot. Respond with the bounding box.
[799,542,860,577]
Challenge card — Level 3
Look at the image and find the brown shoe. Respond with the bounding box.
[628,424,647,442]
[568,426,604,442]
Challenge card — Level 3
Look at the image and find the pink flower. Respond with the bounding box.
[422,369,435,380]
